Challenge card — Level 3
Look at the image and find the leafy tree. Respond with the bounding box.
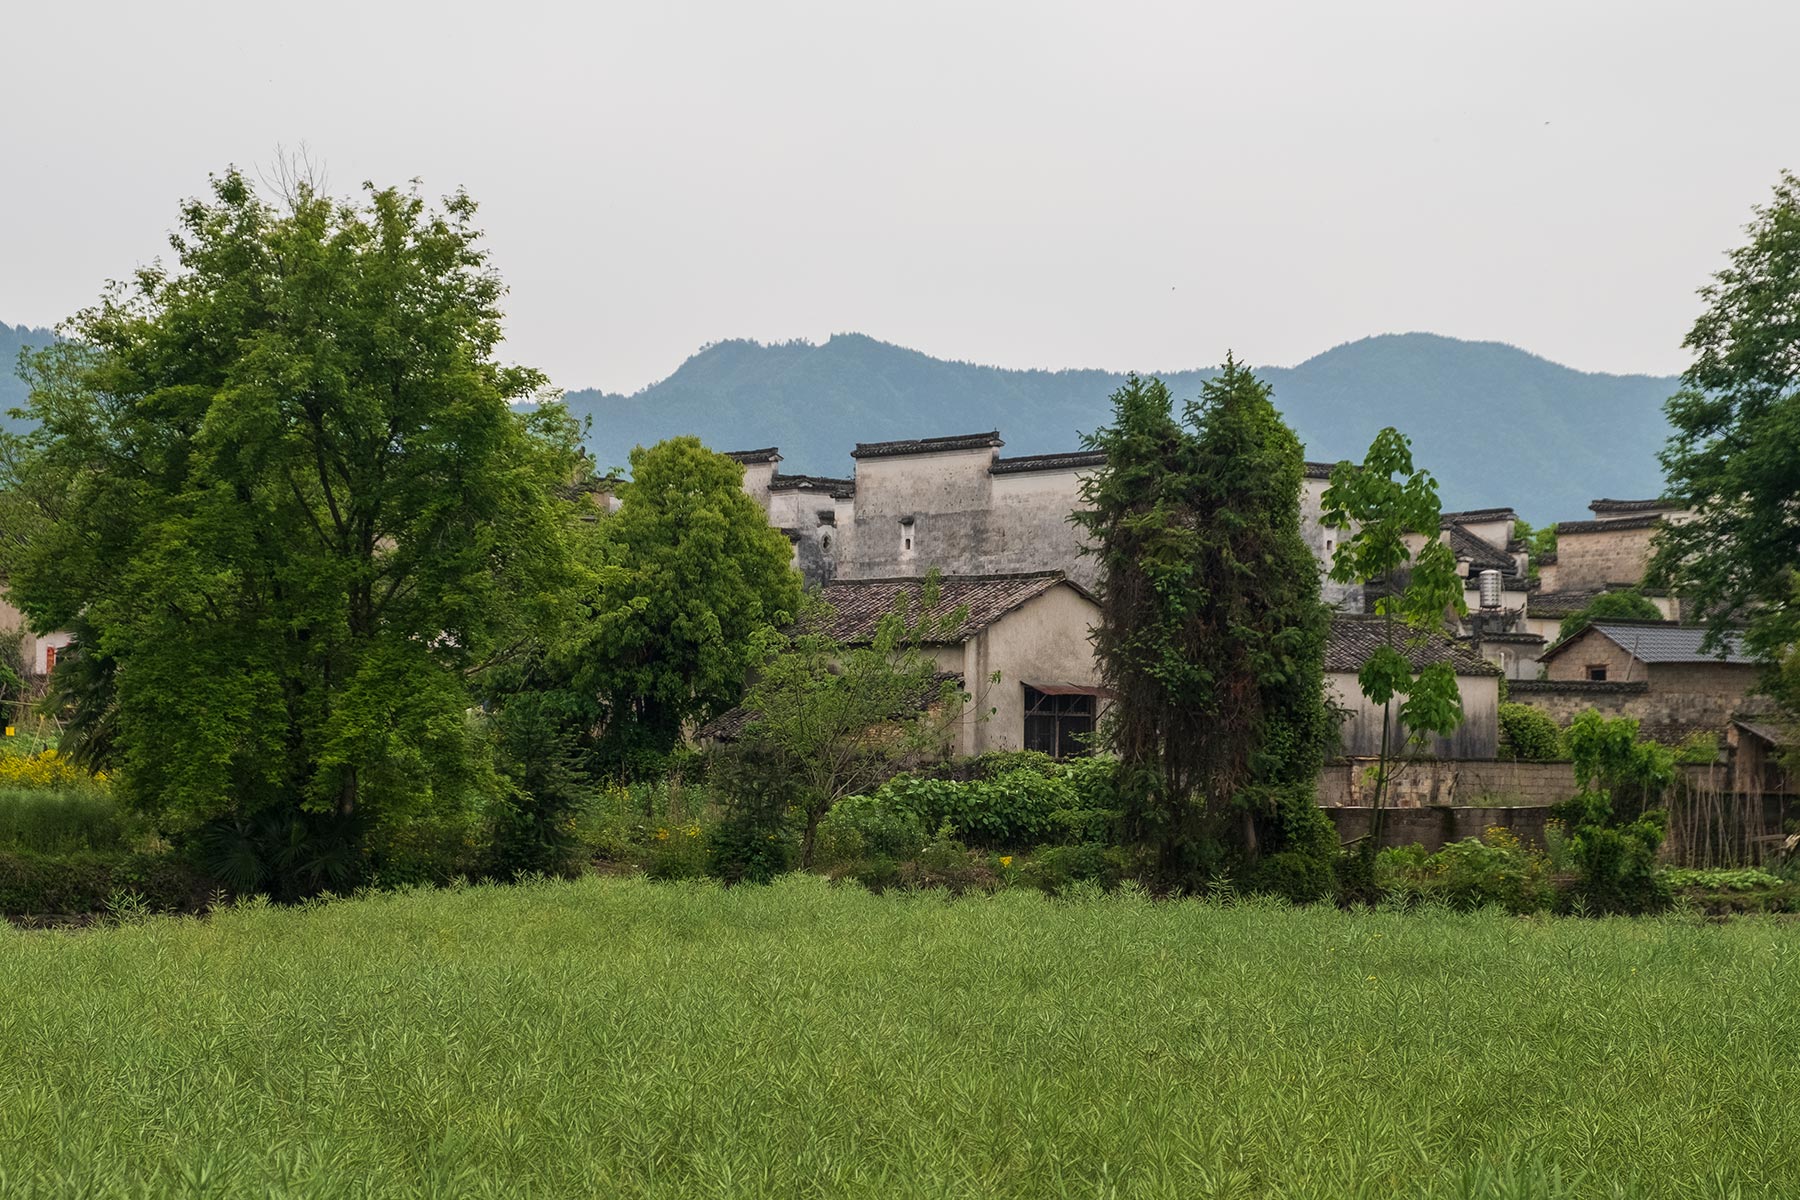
[1075,361,1335,881]
[1653,170,1800,717]
[1552,710,1674,914]
[1510,518,1557,579]
[1,169,584,897]
[1321,429,1467,839]
[1554,589,1663,646]
[721,579,969,869]
[583,437,802,774]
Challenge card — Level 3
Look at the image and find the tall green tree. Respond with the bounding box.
[1,170,584,895]
[1653,170,1800,716]
[1321,429,1467,837]
[586,437,801,773]
[1076,360,1335,880]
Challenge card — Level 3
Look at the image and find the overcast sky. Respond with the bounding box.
[5,1,1797,393]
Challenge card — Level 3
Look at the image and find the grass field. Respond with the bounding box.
[1,877,1796,1199]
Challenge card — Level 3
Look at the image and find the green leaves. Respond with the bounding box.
[3,169,584,893]
[1653,170,1800,717]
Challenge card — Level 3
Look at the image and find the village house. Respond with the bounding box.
[1515,620,1760,744]
[1539,498,1689,596]
[704,571,1107,758]
[730,431,1363,609]
[1326,614,1502,761]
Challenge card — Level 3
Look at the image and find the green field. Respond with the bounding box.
[1,877,1795,1198]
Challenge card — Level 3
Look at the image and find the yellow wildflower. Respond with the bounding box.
[999,856,1013,868]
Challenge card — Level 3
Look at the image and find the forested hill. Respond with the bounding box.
[563,332,1679,521]
[0,322,56,428]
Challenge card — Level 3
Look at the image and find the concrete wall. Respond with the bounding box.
[1317,758,1578,808]
[1328,670,1500,760]
[1301,477,1363,611]
[0,594,70,676]
[956,584,1104,755]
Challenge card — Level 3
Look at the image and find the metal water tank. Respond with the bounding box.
[1478,569,1504,610]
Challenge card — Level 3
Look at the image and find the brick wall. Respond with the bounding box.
[1544,630,1641,683]
[1511,665,1756,744]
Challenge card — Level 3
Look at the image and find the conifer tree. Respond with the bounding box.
[1077,359,1335,881]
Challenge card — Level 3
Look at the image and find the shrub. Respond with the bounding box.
[1022,843,1128,894]
[0,848,203,914]
[1376,827,1554,914]
[0,749,108,794]
[1247,850,1335,905]
[1662,867,1783,892]
[896,826,996,894]
[0,788,141,854]
[1498,703,1562,762]
[365,800,487,888]
[814,793,928,867]
[869,769,1071,850]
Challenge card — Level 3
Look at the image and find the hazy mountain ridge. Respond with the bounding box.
[563,332,1678,521]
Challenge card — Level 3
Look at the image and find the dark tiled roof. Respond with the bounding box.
[699,672,962,743]
[1473,631,1546,645]
[989,450,1107,475]
[820,572,1090,645]
[1536,551,1558,565]
[1527,587,1612,618]
[1440,507,1517,525]
[1541,621,1756,666]
[724,447,781,465]
[1445,525,1518,574]
[1303,461,1339,480]
[1589,498,1676,515]
[1555,514,1662,534]
[1509,679,1650,696]
[770,472,855,498]
[851,431,1004,459]
[1326,615,1501,676]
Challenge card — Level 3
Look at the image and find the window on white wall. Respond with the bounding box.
[899,517,914,555]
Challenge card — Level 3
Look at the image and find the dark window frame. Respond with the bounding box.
[1022,685,1096,759]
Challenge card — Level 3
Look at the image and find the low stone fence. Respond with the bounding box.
[1317,759,1578,808]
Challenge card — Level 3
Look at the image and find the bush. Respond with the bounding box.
[1021,843,1127,894]
[0,749,109,794]
[1247,850,1335,905]
[1376,826,1555,914]
[1498,703,1562,762]
[896,826,996,894]
[0,848,203,914]
[869,769,1070,849]
[814,793,928,867]
[0,788,141,854]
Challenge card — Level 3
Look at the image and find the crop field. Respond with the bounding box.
[0,876,1795,1199]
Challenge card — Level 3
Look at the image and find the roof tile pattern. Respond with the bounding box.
[1576,622,1754,665]
[1589,498,1676,515]
[851,431,1004,459]
[724,447,781,464]
[820,572,1082,644]
[1444,525,1518,574]
[1327,615,1500,675]
[770,472,855,497]
[989,451,1107,475]
[1556,514,1663,534]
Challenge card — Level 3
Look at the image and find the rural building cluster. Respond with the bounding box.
[721,431,1780,836]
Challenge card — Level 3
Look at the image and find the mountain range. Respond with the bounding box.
[5,321,1677,522]
[562,332,1679,522]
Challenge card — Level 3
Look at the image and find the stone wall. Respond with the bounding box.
[1316,758,1579,808]
[1327,805,1558,852]
[1512,664,1757,743]
[1544,629,1642,683]
[1552,522,1657,591]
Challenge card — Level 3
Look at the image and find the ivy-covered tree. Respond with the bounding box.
[1653,170,1800,719]
[1076,360,1335,883]
[1,169,584,897]
[1321,429,1467,839]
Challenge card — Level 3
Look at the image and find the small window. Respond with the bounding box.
[899,518,914,554]
[1023,686,1096,759]
[1586,665,1608,682]
[821,534,832,553]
